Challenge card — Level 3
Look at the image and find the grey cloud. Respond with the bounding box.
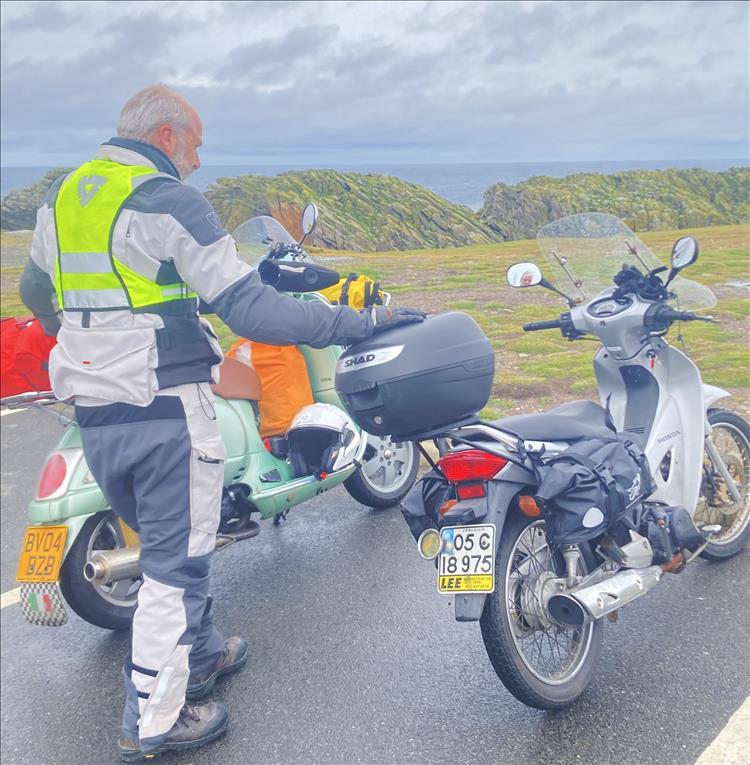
[213,0,302,21]
[1,0,747,165]
[1,0,82,33]
[589,23,660,57]
[99,9,195,52]
[215,24,339,81]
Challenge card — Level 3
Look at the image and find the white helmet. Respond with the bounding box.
[287,403,360,478]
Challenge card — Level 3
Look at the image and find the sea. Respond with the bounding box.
[1,158,746,211]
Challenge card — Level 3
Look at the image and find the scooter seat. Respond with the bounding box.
[490,400,614,442]
[211,357,263,402]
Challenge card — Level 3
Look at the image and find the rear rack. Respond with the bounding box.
[0,391,75,426]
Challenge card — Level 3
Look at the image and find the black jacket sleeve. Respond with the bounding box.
[19,259,60,336]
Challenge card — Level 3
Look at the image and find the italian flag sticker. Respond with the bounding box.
[28,592,54,613]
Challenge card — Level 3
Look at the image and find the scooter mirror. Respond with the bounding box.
[507,262,543,288]
[671,237,699,271]
[301,203,319,238]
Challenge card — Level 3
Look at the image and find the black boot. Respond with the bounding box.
[117,702,229,762]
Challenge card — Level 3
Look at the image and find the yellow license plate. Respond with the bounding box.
[16,526,68,583]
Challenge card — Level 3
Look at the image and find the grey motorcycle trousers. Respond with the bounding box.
[77,383,227,750]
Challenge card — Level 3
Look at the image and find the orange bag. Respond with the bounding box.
[227,340,314,437]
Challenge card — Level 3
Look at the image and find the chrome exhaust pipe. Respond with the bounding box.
[83,524,261,585]
[547,566,664,627]
[83,547,142,585]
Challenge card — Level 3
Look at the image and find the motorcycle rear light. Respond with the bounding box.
[438,449,508,483]
[457,483,486,500]
[36,454,67,499]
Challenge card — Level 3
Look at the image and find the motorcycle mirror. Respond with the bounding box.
[670,237,699,271]
[299,202,319,245]
[507,262,543,288]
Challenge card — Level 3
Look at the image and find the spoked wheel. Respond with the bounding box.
[480,511,603,709]
[59,511,139,631]
[695,409,750,559]
[344,433,419,508]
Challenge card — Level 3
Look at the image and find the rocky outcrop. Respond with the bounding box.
[480,167,750,239]
[3,165,747,246]
[204,170,505,250]
[1,168,72,230]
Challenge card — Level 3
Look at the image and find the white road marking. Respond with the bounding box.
[695,696,750,765]
[0,407,27,417]
[0,587,21,608]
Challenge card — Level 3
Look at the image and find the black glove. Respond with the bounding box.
[370,306,427,333]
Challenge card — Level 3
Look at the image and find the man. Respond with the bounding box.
[20,84,425,761]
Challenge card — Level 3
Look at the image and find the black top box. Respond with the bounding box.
[335,311,495,440]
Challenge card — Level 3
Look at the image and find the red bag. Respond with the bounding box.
[0,317,56,397]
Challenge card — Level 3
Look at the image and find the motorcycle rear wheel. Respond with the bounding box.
[697,409,750,560]
[344,434,419,508]
[480,510,603,709]
[59,510,139,631]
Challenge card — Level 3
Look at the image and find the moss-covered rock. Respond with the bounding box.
[204,170,505,251]
[480,167,750,239]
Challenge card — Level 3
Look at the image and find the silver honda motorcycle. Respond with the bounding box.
[409,213,749,709]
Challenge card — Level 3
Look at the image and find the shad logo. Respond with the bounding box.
[345,353,376,367]
[336,345,405,374]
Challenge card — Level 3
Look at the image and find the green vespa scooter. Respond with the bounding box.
[4,203,419,631]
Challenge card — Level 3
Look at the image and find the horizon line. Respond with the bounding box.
[1,157,748,169]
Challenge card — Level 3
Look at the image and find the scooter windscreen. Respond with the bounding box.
[537,213,716,312]
[232,215,340,293]
[233,215,300,266]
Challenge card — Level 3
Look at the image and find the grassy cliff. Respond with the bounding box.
[480,167,750,239]
[204,170,503,251]
[3,166,748,248]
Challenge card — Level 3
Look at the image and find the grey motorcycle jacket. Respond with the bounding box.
[20,138,375,405]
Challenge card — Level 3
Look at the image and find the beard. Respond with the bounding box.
[172,141,196,180]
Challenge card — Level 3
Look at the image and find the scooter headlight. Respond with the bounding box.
[417,528,442,560]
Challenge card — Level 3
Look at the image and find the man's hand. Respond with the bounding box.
[370,306,427,333]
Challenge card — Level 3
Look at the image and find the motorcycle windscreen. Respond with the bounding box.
[537,213,716,312]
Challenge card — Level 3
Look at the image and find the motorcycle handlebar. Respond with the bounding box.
[652,306,704,323]
[522,319,564,332]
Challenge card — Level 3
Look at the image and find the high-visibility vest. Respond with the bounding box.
[53,159,197,312]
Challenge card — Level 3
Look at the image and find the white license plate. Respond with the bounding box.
[437,524,495,593]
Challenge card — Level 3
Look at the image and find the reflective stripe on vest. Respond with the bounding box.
[53,159,197,311]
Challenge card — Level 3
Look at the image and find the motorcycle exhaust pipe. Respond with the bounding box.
[547,565,664,627]
[83,524,261,585]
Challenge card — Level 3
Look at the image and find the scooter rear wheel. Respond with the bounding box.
[59,510,139,631]
[480,510,603,709]
[697,409,750,560]
[344,435,419,508]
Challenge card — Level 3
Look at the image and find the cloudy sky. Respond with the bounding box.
[1,0,748,166]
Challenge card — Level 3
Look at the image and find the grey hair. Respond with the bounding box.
[117,84,192,141]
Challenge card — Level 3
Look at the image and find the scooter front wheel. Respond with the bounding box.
[344,435,419,508]
[59,511,139,631]
[697,409,750,560]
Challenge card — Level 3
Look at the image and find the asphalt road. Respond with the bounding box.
[1,408,749,765]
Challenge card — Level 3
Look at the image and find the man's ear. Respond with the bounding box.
[155,123,176,154]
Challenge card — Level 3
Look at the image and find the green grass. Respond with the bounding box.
[2,223,748,410]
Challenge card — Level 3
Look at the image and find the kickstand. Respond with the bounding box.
[273,510,289,527]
